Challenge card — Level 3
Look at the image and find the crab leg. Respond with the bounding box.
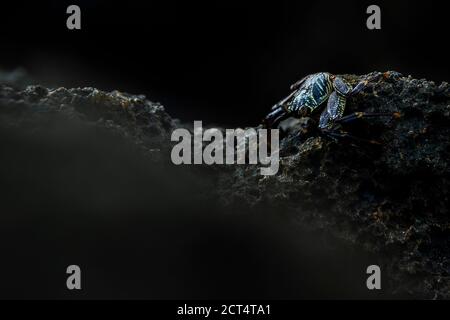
[334,112,400,124]
[318,91,347,129]
[289,75,309,91]
[271,90,297,110]
[263,106,290,128]
[320,128,382,145]
[350,71,402,96]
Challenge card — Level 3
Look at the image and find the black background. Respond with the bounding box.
[1,0,449,125]
[0,0,449,299]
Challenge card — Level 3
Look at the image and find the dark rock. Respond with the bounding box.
[215,72,450,299]
[1,71,449,298]
[0,84,176,162]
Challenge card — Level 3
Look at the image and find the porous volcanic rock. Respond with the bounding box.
[1,71,449,298]
[215,72,450,299]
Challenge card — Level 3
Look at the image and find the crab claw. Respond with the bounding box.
[263,106,290,128]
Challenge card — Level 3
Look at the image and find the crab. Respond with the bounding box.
[263,71,401,143]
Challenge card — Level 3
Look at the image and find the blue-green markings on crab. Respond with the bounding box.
[263,71,401,142]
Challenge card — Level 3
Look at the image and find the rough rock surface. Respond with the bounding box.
[1,72,449,298]
[0,84,176,161]
[216,72,450,299]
